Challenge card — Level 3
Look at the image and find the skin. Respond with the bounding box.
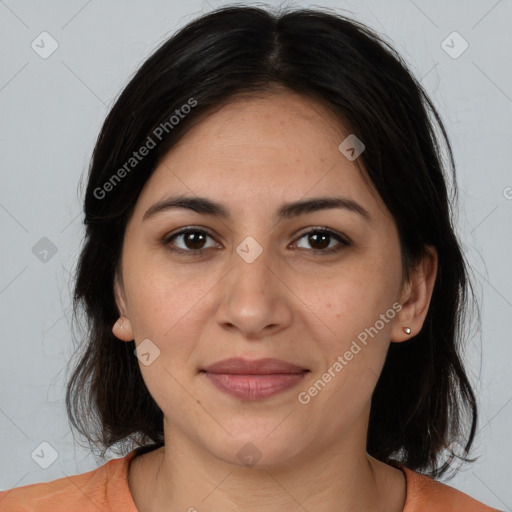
[112,89,438,512]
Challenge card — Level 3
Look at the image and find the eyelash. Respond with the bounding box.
[162,226,351,257]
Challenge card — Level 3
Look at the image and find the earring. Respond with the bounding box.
[120,316,126,330]
[403,327,411,335]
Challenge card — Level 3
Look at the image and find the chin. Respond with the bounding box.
[205,428,306,469]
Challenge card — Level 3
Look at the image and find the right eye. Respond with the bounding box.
[163,227,220,254]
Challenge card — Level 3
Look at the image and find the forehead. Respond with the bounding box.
[134,91,388,221]
[169,90,348,168]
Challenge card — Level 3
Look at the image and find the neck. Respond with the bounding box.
[128,415,406,512]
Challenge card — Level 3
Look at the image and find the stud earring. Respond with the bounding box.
[403,327,411,335]
[120,316,126,330]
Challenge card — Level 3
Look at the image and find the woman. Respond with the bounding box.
[0,5,501,511]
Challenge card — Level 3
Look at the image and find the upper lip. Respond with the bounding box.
[201,357,308,375]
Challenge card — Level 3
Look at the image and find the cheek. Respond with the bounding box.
[317,255,400,338]
[123,251,212,337]
[123,262,223,383]
[297,265,399,432]
[302,253,401,400]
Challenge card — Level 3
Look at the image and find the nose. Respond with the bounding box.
[214,242,293,339]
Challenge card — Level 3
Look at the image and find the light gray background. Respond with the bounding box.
[0,0,511,509]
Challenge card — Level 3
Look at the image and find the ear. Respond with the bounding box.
[112,271,134,342]
[390,245,438,342]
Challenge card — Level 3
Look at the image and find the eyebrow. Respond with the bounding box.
[142,194,372,223]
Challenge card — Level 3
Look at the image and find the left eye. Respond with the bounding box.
[293,229,349,253]
[163,227,350,255]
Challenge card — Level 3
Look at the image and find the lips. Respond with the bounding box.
[201,357,308,375]
[201,357,309,400]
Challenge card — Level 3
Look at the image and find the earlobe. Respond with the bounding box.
[391,245,438,343]
[112,315,134,342]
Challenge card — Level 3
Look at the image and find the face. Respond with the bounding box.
[113,90,435,467]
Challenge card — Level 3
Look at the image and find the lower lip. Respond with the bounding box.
[203,372,308,400]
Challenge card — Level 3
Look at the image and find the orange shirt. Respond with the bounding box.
[0,449,501,511]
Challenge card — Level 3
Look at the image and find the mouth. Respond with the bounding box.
[200,357,310,401]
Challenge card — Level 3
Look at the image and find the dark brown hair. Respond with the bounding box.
[66,4,479,478]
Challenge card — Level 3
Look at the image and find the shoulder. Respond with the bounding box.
[400,465,502,512]
[0,451,138,512]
